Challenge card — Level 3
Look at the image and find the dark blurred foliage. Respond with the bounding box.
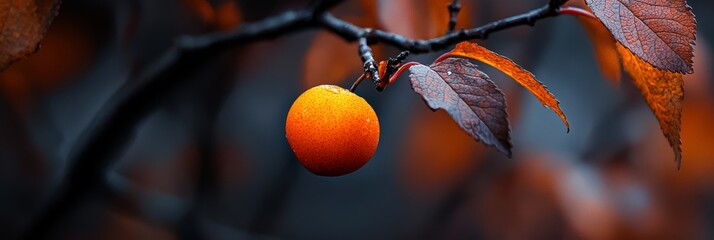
[1,0,714,239]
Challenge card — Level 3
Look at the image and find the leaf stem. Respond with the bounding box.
[558,6,597,20]
[388,61,421,86]
[435,51,456,64]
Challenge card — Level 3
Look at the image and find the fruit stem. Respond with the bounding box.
[350,73,367,92]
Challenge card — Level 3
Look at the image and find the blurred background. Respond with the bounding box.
[1,0,713,239]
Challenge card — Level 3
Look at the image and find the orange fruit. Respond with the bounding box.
[286,85,380,176]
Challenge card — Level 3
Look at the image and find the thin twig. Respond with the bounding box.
[357,35,381,90]
[350,73,367,92]
[447,0,461,34]
[22,1,570,238]
[324,1,566,89]
[385,51,410,80]
[320,1,566,53]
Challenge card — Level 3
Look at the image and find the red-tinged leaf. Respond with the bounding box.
[617,43,683,169]
[441,41,569,130]
[585,0,696,73]
[408,58,512,156]
[0,0,60,72]
[566,1,621,83]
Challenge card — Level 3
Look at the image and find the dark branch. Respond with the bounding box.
[321,1,566,53]
[358,35,382,90]
[384,51,410,81]
[447,0,461,34]
[22,8,318,240]
[374,50,410,90]
[23,1,570,238]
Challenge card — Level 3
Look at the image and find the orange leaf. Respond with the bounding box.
[442,41,569,130]
[585,0,696,73]
[0,0,60,71]
[569,2,621,84]
[617,43,683,169]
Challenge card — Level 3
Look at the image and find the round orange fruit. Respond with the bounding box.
[286,85,380,176]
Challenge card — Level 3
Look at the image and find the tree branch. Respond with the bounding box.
[22,8,319,240]
[320,1,566,53]
[23,1,570,238]
[447,0,461,34]
[358,35,382,90]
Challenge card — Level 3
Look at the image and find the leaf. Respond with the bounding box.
[408,58,512,156]
[0,0,60,72]
[378,0,472,39]
[585,0,696,73]
[617,43,683,169]
[569,1,621,84]
[443,41,569,130]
